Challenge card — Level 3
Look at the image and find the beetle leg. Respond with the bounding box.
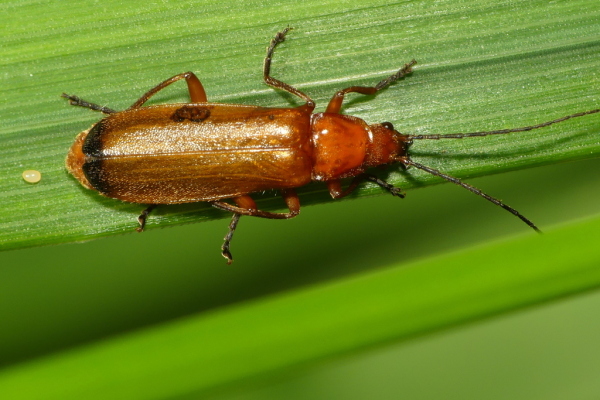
[327,179,354,199]
[127,71,207,110]
[211,190,300,219]
[221,213,241,264]
[61,93,117,114]
[215,191,299,263]
[136,204,157,232]
[328,174,405,199]
[325,60,417,113]
[233,194,260,211]
[281,189,301,217]
[364,175,406,198]
[264,28,315,109]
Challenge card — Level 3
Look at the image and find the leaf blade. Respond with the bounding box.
[1,0,599,250]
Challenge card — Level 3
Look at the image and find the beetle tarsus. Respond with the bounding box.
[222,213,241,264]
[374,60,417,91]
[365,175,406,198]
[264,28,315,108]
[61,93,117,114]
[324,60,417,113]
[136,205,157,232]
[272,27,292,44]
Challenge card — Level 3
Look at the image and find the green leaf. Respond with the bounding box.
[1,0,599,250]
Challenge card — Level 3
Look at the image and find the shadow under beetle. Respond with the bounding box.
[64,28,600,263]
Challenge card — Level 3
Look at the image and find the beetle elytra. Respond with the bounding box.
[64,28,600,263]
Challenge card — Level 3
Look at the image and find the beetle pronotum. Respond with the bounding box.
[64,28,600,263]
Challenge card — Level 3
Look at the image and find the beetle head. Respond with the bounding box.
[364,121,412,168]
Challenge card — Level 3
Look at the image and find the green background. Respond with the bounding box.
[1,0,600,398]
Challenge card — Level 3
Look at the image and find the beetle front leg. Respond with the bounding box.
[128,71,208,109]
[325,60,416,113]
[327,175,405,199]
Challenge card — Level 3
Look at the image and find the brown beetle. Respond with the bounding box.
[64,28,600,263]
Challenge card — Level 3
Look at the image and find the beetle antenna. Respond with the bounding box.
[408,108,600,140]
[401,158,541,232]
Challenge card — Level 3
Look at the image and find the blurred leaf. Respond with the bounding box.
[1,215,600,399]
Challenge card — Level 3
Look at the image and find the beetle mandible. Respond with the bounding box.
[64,28,600,263]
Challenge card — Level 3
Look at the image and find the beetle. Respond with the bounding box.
[64,28,600,263]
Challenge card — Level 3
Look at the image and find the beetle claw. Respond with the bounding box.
[136,205,157,233]
[221,247,234,265]
[390,187,406,198]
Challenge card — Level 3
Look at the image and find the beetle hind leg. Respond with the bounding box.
[61,93,117,114]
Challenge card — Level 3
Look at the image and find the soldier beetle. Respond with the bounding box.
[64,28,600,263]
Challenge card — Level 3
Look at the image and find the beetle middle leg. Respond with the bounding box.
[136,205,157,232]
[211,190,301,219]
[212,190,301,263]
[221,213,241,265]
[325,59,417,113]
[264,28,315,109]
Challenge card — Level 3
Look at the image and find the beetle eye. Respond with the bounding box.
[381,122,394,130]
